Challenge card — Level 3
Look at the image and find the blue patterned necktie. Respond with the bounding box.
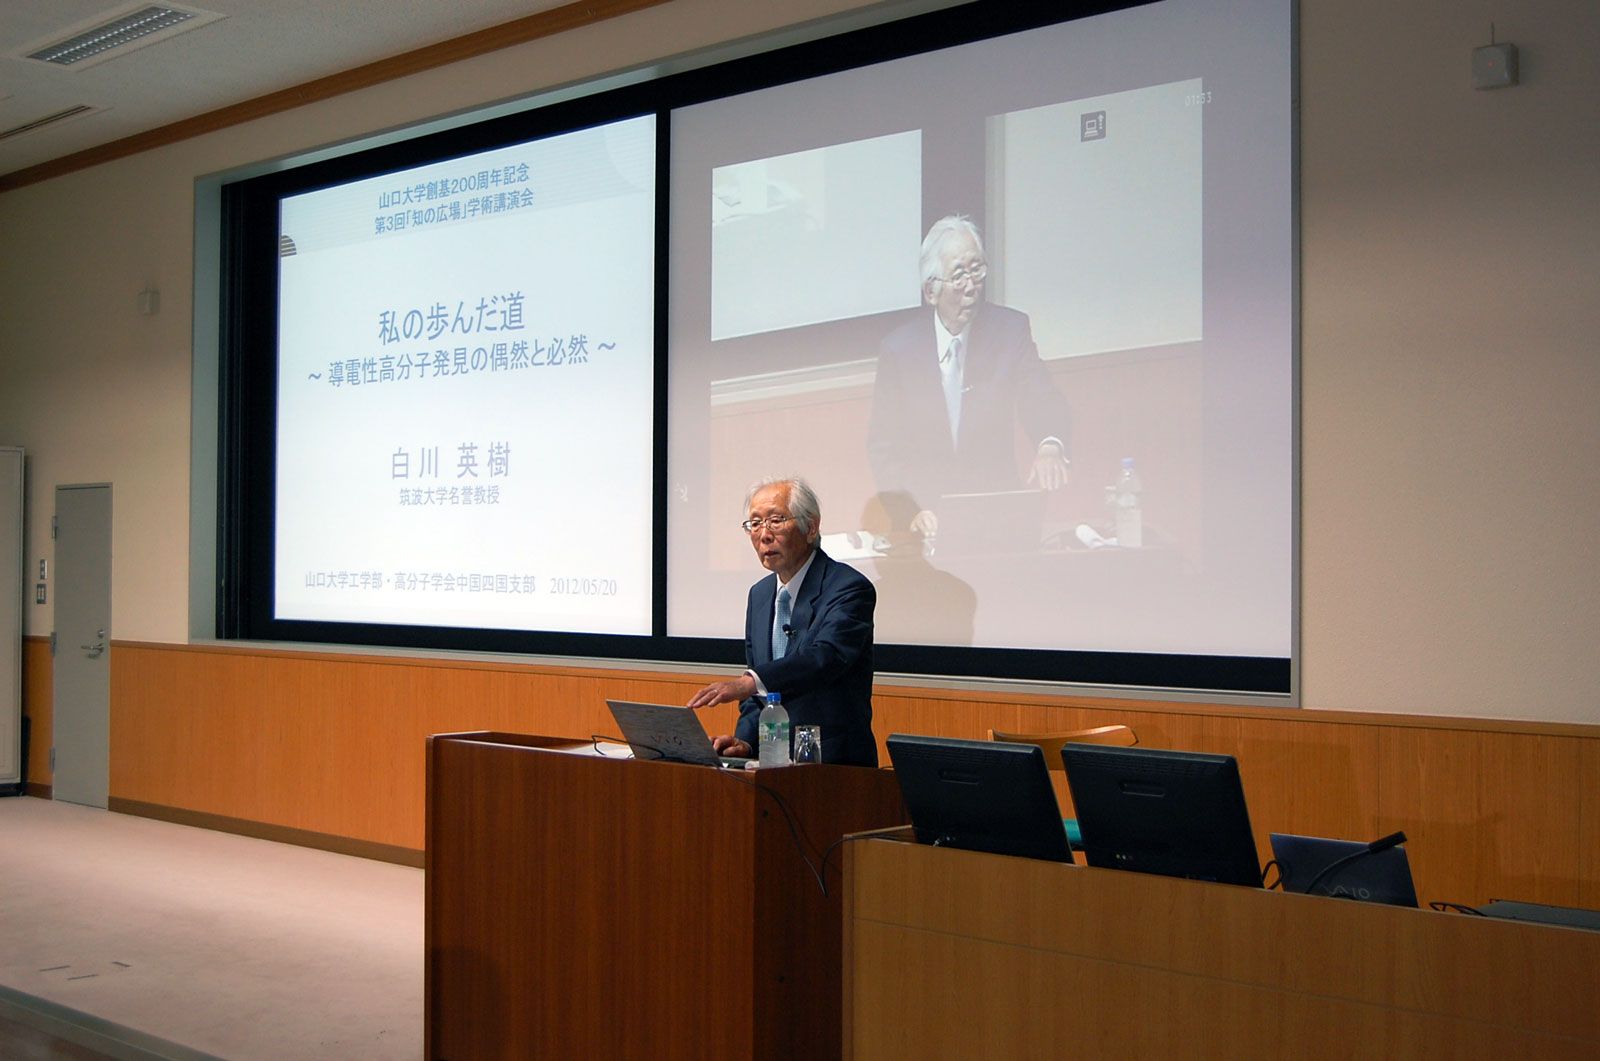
[773,586,792,659]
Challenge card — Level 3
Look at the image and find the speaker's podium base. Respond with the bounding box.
[426,731,905,1060]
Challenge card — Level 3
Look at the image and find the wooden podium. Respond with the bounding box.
[426,731,905,1060]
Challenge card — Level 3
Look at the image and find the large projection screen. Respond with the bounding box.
[665,0,1293,681]
[221,0,1295,695]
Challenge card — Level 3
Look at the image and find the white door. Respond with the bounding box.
[53,484,112,808]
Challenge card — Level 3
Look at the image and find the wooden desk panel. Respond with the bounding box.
[427,734,750,1059]
[845,837,1600,1060]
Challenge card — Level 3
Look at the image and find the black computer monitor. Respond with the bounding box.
[1061,743,1262,887]
[886,734,1072,863]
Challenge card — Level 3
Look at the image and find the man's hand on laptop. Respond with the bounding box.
[687,673,757,709]
[712,734,753,758]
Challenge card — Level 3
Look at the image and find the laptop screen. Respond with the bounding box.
[605,700,746,767]
[1269,833,1419,907]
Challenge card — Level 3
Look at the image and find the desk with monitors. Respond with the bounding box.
[853,735,1600,1057]
[842,830,1600,1058]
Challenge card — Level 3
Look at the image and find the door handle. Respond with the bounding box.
[80,629,107,658]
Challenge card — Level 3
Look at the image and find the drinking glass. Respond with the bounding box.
[793,725,823,764]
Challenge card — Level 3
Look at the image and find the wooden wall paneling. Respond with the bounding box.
[121,648,390,844]
[21,636,52,788]
[926,697,1192,822]
[867,689,925,736]
[1477,731,1587,907]
[1007,700,1090,815]
[1582,739,1600,911]
[1198,715,1382,870]
[872,689,990,743]
[977,699,1059,736]
[1272,720,1382,841]
[111,643,731,849]
[1135,705,1211,754]
[1375,726,1586,908]
[1374,727,1477,907]
[103,643,1600,908]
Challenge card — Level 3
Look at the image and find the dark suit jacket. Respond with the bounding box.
[734,549,878,767]
[866,303,1070,510]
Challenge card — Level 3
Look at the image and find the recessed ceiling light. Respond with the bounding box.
[16,4,225,70]
[0,105,107,144]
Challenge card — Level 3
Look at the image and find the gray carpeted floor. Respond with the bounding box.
[0,797,422,1060]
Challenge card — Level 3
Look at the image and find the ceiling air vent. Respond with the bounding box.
[19,4,224,70]
[0,105,105,144]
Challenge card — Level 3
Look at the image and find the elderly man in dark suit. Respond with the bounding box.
[688,477,877,766]
[867,215,1071,536]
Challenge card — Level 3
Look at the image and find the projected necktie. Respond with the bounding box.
[773,586,792,659]
[941,336,963,443]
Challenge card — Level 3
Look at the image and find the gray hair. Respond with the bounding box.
[919,214,985,288]
[744,476,820,535]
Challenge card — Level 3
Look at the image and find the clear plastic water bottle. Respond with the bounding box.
[1113,457,1143,548]
[758,691,791,766]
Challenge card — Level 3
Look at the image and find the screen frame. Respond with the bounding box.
[212,0,1298,699]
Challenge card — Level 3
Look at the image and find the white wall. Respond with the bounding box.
[1297,0,1600,719]
[1,0,1596,721]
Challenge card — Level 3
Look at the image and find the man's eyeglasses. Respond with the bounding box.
[933,263,987,288]
[742,515,794,533]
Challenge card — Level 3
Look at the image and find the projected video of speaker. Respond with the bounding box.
[668,0,1292,665]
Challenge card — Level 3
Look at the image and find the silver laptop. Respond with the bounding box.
[1269,832,1419,907]
[605,700,752,768]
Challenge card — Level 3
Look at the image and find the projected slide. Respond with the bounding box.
[668,0,1293,662]
[274,115,655,634]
